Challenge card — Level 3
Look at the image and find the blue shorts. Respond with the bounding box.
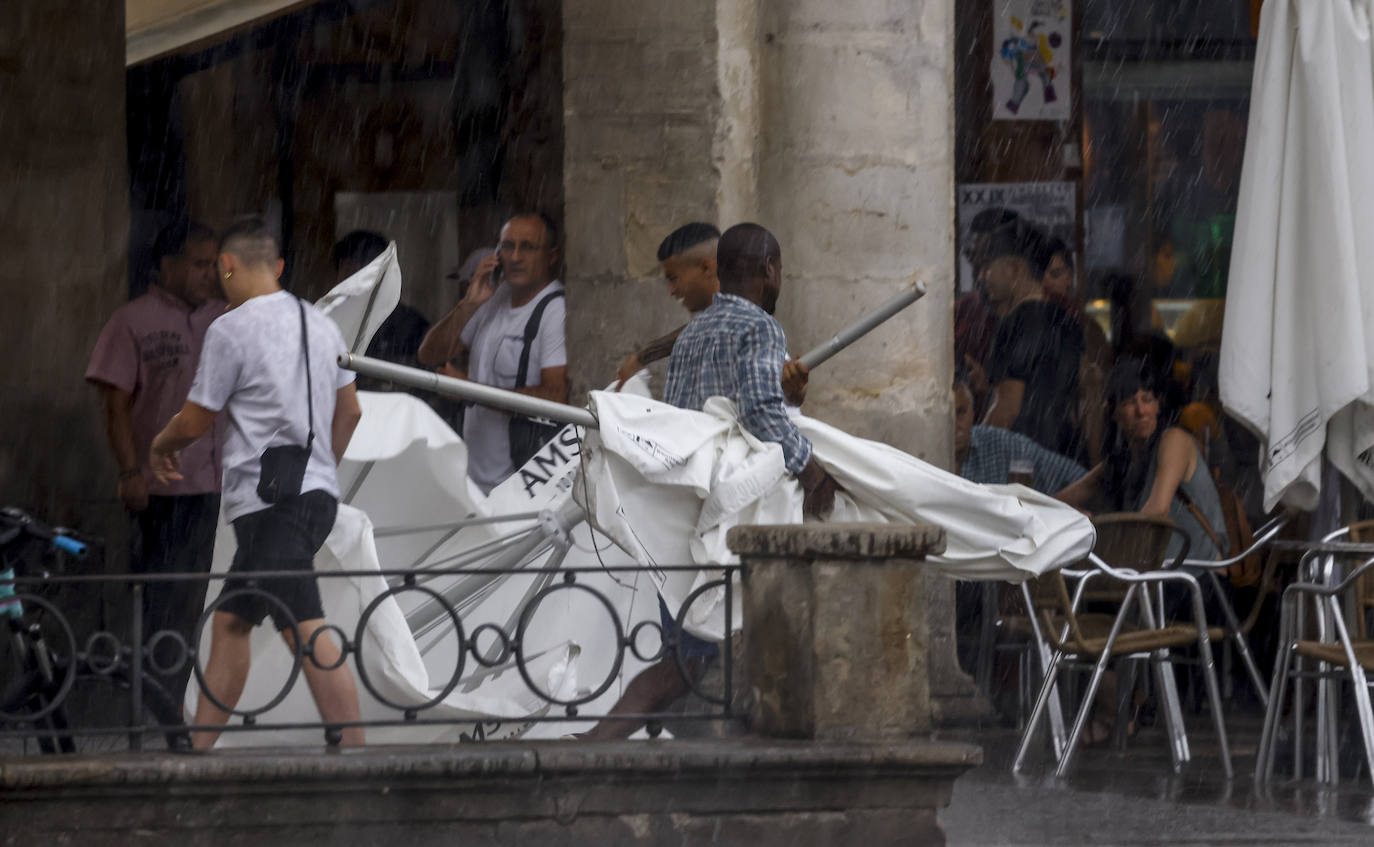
[658,595,720,661]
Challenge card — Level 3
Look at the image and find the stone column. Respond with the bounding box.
[754,0,980,723]
[728,522,944,739]
[564,0,979,722]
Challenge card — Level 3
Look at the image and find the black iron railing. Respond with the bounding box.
[0,562,737,754]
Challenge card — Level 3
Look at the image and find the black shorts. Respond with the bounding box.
[217,491,337,631]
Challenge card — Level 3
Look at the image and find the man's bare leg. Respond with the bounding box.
[285,618,364,746]
[191,610,255,750]
[580,657,704,741]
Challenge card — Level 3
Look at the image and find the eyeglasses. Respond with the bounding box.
[498,240,548,255]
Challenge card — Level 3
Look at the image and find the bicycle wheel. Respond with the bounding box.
[40,672,189,752]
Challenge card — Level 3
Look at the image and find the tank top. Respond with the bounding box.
[1136,436,1226,561]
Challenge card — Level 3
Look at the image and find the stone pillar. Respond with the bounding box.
[728,523,943,739]
[0,3,129,544]
[754,0,980,724]
[562,0,742,399]
[564,0,979,722]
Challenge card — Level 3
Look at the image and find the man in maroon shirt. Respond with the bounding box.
[86,220,226,700]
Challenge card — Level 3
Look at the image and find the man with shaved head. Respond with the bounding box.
[665,222,837,513]
[615,222,808,405]
[150,216,364,748]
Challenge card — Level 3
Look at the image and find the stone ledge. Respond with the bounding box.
[2,740,981,845]
[727,522,947,560]
[0,738,980,790]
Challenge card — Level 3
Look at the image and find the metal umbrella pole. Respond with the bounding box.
[797,281,926,370]
[337,279,926,421]
[338,354,599,428]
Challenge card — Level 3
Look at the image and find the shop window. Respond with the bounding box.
[1080,0,1256,348]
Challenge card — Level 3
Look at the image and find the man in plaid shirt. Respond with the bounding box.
[579,224,838,742]
[665,222,839,516]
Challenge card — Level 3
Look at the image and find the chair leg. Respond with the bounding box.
[1149,651,1185,772]
[1316,663,1333,784]
[1348,666,1374,786]
[1013,649,1065,774]
[1330,598,1374,786]
[1328,677,1342,785]
[1113,657,1140,753]
[1155,650,1191,769]
[1196,629,1234,779]
[1257,592,1297,786]
[1023,584,1067,760]
[1054,586,1145,778]
[1257,640,1296,786]
[1056,649,1114,778]
[1016,646,1030,730]
[1294,598,1307,781]
[1233,630,1271,710]
[975,582,997,695]
[1208,570,1270,707]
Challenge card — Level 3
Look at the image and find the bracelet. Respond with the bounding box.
[118,469,141,482]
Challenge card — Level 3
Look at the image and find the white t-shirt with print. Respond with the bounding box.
[189,290,354,522]
[460,280,567,493]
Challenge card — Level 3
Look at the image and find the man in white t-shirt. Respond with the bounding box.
[418,212,569,494]
[150,217,365,749]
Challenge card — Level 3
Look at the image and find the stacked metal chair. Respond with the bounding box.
[1012,514,1233,778]
[1256,521,1374,785]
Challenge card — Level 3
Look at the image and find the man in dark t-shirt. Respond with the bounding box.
[971,224,1085,456]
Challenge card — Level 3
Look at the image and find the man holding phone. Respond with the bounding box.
[418,212,568,494]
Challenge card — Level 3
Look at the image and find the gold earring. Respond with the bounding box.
[223,271,232,280]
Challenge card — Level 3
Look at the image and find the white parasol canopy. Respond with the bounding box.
[1221,0,1374,511]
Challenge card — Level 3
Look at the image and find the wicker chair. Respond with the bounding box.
[1013,514,1233,778]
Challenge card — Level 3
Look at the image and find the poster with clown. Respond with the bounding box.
[992,0,1071,121]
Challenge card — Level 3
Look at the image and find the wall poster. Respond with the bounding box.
[957,181,1077,294]
[991,0,1072,121]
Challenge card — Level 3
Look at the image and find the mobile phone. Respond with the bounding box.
[491,257,503,285]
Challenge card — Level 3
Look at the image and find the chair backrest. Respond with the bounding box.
[1092,512,1188,573]
[1345,520,1374,626]
[1026,514,1188,655]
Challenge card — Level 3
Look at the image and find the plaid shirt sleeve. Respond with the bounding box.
[962,425,1084,493]
[737,317,812,474]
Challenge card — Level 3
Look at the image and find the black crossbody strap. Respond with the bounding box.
[297,297,315,448]
[513,288,565,390]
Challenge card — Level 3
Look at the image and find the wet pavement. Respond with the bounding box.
[940,710,1374,845]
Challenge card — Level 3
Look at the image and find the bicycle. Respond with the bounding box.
[0,506,188,754]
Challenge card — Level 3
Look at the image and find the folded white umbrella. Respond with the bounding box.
[191,392,657,745]
[1222,0,1374,511]
[577,391,1097,640]
[314,241,402,354]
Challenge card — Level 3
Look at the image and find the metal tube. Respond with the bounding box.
[344,283,926,420]
[338,354,599,429]
[797,281,926,370]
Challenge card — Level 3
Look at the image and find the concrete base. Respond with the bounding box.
[1,740,979,846]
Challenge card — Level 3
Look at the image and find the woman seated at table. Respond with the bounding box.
[1058,357,1225,562]
[1056,358,1227,744]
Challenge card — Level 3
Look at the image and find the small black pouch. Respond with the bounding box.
[258,298,315,504]
[257,443,311,503]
